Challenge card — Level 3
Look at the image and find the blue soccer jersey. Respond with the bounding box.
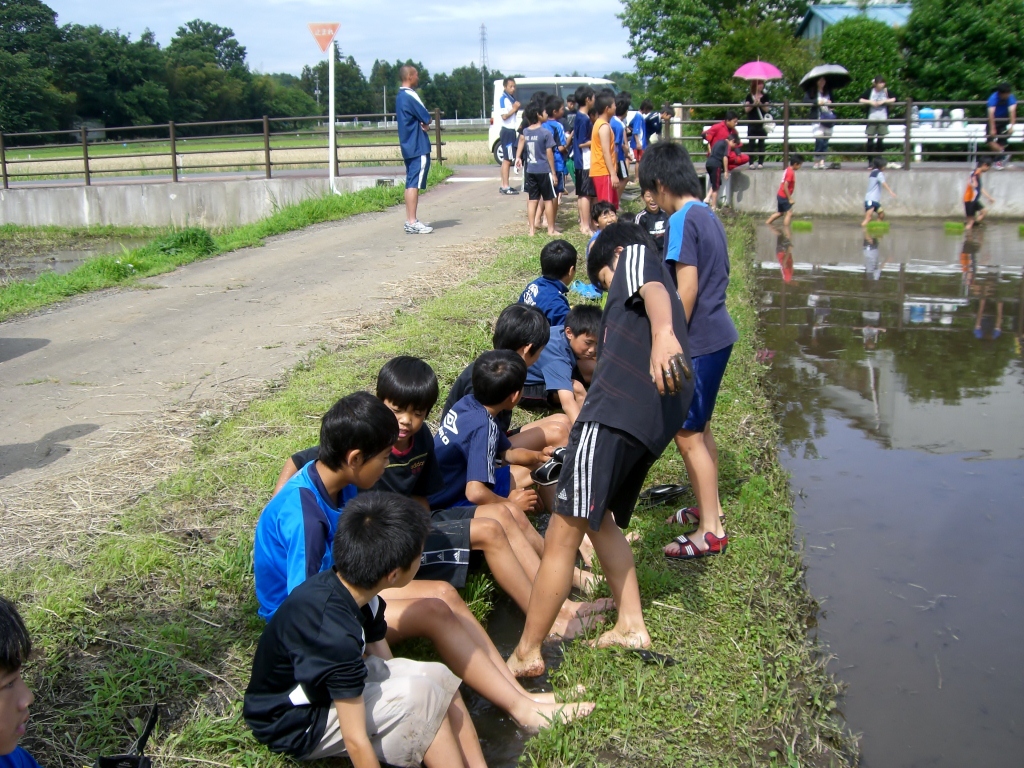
[396,86,432,160]
[253,462,358,619]
[525,325,575,394]
[611,117,627,161]
[429,394,511,510]
[519,275,570,326]
[543,119,567,173]
[572,111,592,167]
[629,111,647,149]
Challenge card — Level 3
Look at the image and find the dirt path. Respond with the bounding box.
[0,167,516,561]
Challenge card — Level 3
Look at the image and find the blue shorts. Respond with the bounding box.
[864,200,880,212]
[682,344,733,433]
[553,170,565,194]
[777,196,793,213]
[499,128,517,164]
[451,465,512,507]
[404,154,430,190]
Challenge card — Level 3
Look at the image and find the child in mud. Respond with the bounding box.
[861,157,897,227]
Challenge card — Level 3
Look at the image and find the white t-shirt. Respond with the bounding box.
[868,88,889,121]
[498,92,519,129]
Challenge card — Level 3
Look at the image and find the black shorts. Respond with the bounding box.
[777,195,793,213]
[965,200,984,217]
[574,168,596,198]
[554,421,658,531]
[430,505,478,523]
[416,520,472,588]
[616,159,628,180]
[519,383,559,411]
[525,172,556,201]
[988,121,1010,145]
[706,161,724,191]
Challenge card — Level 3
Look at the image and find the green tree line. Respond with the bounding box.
[0,0,507,135]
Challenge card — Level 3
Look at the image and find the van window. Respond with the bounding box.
[514,84,556,107]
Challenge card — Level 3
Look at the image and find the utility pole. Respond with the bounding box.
[480,23,488,119]
[314,72,321,108]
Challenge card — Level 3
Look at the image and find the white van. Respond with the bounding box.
[488,76,617,164]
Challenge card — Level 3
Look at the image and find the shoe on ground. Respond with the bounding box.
[499,186,520,195]
[404,220,433,234]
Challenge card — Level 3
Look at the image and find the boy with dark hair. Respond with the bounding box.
[519,239,578,327]
[590,93,618,208]
[0,597,40,768]
[544,96,569,218]
[587,200,619,255]
[520,305,602,423]
[507,221,693,678]
[515,106,558,237]
[706,133,741,210]
[766,154,803,226]
[613,95,633,200]
[498,77,521,195]
[964,156,995,230]
[572,86,597,235]
[246,491,484,768]
[702,110,740,155]
[634,189,669,255]
[639,140,738,559]
[986,82,1016,168]
[860,156,897,226]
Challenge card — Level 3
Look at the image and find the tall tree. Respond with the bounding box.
[0,0,62,66]
[819,16,905,112]
[0,49,73,131]
[166,19,247,71]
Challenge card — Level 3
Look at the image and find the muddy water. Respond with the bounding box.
[0,238,148,284]
[757,219,1024,766]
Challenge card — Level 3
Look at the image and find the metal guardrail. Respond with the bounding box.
[0,110,449,189]
[664,100,1018,167]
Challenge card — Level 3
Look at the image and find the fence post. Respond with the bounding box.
[904,97,913,169]
[782,100,790,167]
[81,126,91,186]
[434,108,443,165]
[263,115,272,179]
[169,121,178,183]
[0,132,8,190]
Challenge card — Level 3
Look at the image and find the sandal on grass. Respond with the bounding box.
[665,531,728,561]
[665,507,727,528]
[638,483,690,507]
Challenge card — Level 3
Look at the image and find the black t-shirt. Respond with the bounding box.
[634,209,669,255]
[443,363,514,434]
[708,139,730,164]
[744,93,771,121]
[577,242,693,453]
[292,426,444,499]
[243,569,388,757]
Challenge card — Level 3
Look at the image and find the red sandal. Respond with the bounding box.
[664,531,728,561]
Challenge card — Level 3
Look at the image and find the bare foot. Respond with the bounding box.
[507,646,546,678]
[529,683,586,704]
[515,700,596,731]
[625,530,642,544]
[569,597,615,616]
[578,537,596,566]
[590,627,652,650]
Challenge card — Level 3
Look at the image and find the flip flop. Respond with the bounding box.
[638,483,690,507]
[664,532,728,561]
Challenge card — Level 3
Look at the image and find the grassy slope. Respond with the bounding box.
[0,165,452,321]
[1,216,854,767]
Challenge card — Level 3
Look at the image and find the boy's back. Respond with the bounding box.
[441,366,512,434]
[865,168,885,202]
[543,119,567,172]
[611,116,626,160]
[430,394,511,509]
[523,125,554,174]
[708,139,730,164]
[519,275,570,326]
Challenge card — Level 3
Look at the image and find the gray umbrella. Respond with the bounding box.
[800,64,851,92]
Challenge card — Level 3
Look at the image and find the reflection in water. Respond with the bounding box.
[758,219,1024,767]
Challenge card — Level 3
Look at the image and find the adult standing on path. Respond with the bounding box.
[498,78,522,195]
[987,82,1017,169]
[396,65,434,234]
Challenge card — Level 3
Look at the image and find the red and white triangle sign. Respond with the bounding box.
[308,22,340,53]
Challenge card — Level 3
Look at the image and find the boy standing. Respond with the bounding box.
[244,492,476,768]
[0,597,40,768]
[519,239,578,327]
[544,96,570,220]
[612,95,633,200]
[519,305,602,424]
[395,65,433,235]
[766,154,802,226]
[634,189,669,255]
[572,86,597,235]
[589,93,618,209]
[498,77,521,194]
[507,221,693,678]
[861,157,897,226]
[639,141,738,559]
[630,102,648,164]
[965,157,995,230]
[515,106,558,237]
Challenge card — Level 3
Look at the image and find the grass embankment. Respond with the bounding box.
[0,165,452,321]
[1,216,854,767]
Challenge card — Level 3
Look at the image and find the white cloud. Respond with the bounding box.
[46,0,633,76]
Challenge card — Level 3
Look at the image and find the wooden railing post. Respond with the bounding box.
[782,100,790,167]
[0,132,8,190]
[434,108,443,165]
[904,97,913,169]
[81,126,91,186]
[263,115,272,179]
[169,121,178,182]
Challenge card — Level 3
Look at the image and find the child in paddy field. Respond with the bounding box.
[587,201,618,256]
[639,141,738,559]
[515,105,558,236]
[964,157,995,230]
[518,239,577,327]
[519,305,602,424]
[765,154,802,227]
[257,393,593,734]
[506,222,694,678]
[0,597,41,768]
[634,189,669,256]
[589,93,618,209]
[861,157,897,227]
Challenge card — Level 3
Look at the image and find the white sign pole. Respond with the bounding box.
[328,45,336,194]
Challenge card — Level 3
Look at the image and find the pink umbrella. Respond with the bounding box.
[733,61,783,81]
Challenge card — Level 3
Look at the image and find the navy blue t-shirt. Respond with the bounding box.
[987,91,1017,119]
[572,112,593,167]
[429,394,512,509]
[525,325,575,394]
[519,276,570,326]
[664,202,739,358]
[396,86,431,159]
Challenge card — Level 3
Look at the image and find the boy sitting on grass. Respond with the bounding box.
[245,491,480,768]
[256,393,591,732]
[518,240,578,327]
[507,221,694,678]
[0,597,40,768]
[519,305,602,424]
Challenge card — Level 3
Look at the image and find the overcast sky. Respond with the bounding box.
[46,0,634,78]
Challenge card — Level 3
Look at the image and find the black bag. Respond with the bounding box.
[94,704,159,768]
[819,107,837,129]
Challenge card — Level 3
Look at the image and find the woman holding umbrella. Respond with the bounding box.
[734,61,782,170]
[801,64,850,170]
